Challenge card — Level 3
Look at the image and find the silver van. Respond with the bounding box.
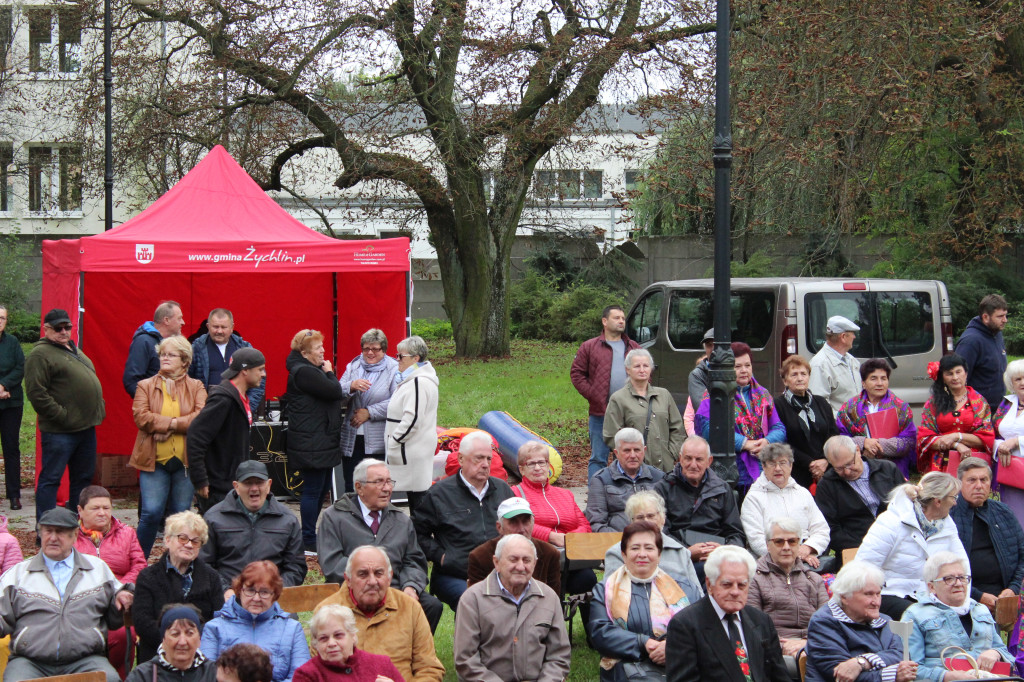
[626,278,953,412]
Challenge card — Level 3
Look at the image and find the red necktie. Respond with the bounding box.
[369,510,380,534]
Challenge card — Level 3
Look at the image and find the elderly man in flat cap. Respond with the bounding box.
[809,315,862,414]
[0,508,133,682]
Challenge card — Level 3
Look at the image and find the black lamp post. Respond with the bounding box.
[708,0,737,485]
[103,0,112,231]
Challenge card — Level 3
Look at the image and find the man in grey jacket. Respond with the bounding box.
[0,508,133,682]
[200,460,307,595]
[454,534,570,682]
[317,458,443,631]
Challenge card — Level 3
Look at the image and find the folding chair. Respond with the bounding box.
[277,583,342,614]
[996,594,1021,628]
[22,672,107,682]
[563,532,621,640]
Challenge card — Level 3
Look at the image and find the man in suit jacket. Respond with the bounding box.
[667,546,789,682]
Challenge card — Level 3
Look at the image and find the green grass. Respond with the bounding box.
[431,339,589,449]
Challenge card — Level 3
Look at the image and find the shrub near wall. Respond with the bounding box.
[510,271,627,343]
[4,311,40,343]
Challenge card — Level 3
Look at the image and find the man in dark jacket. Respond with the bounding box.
[187,347,266,513]
[200,461,306,593]
[413,434,513,612]
[122,300,184,397]
[815,435,905,568]
[317,458,443,631]
[0,304,24,509]
[570,304,640,480]
[190,308,264,411]
[654,436,745,583]
[954,294,1009,408]
[24,309,106,521]
[687,328,715,410]
[950,457,1024,607]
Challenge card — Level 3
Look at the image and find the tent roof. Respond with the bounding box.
[61,144,409,272]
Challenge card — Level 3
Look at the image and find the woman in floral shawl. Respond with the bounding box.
[590,521,691,682]
[696,341,786,495]
[836,358,917,478]
[917,354,994,473]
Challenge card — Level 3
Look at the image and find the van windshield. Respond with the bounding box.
[667,290,776,350]
[804,291,935,358]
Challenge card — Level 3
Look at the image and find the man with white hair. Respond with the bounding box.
[414,430,513,612]
[314,545,444,682]
[667,545,789,682]
[809,315,862,413]
[454,534,570,682]
[586,427,665,532]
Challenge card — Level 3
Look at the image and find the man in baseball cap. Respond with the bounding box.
[187,347,267,513]
[688,328,716,410]
[810,315,862,413]
[465,496,562,594]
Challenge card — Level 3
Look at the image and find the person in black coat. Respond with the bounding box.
[133,511,225,663]
[667,545,789,682]
[284,329,344,551]
[186,348,266,514]
[774,355,838,489]
[814,435,905,568]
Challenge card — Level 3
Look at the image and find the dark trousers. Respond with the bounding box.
[341,436,370,493]
[418,589,444,633]
[196,488,229,515]
[37,427,96,521]
[880,594,916,620]
[0,406,22,500]
[300,467,333,548]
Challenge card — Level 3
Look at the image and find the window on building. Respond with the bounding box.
[533,169,602,199]
[0,142,11,212]
[29,146,82,212]
[27,8,81,73]
[624,170,644,191]
[0,7,12,66]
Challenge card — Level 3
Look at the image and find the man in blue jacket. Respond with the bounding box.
[190,308,264,411]
[122,300,184,397]
[954,294,1009,409]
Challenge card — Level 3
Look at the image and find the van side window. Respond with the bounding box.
[804,291,934,357]
[667,290,775,350]
[627,290,663,344]
[877,291,935,355]
[805,293,871,356]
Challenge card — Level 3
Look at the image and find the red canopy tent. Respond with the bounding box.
[40,144,411,461]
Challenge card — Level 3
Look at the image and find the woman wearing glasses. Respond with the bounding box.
[130,335,208,557]
[200,561,310,682]
[338,329,399,493]
[855,472,969,619]
[134,511,225,663]
[902,552,1014,682]
[385,335,439,511]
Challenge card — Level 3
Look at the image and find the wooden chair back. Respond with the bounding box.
[565,532,622,563]
[996,594,1020,627]
[277,583,341,614]
[22,672,107,682]
[798,651,807,682]
[841,547,858,565]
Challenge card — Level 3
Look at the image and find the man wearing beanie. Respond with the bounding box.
[187,348,266,514]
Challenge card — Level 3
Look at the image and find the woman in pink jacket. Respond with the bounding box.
[513,440,596,625]
[74,485,148,677]
[0,513,23,575]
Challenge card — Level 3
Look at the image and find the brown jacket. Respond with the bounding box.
[129,374,207,472]
[746,554,829,639]
[315,585,444,682]
[466,535,562,594]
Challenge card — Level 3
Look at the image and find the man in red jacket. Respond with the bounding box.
[570,305,639,480]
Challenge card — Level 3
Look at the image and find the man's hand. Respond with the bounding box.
[688,542,718,561]
[809,459,828,480]
[403,587,420,602]
[115,590,134,611]
[980,593,998,610]
[645,638,666,665]
[197,486,209,498]
[780,638,806,657]
[833,658,863,682]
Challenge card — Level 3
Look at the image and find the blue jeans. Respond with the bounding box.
[300,467,332,548]
[37,428,96,521]
[587,415,612,480]
[431,572,469,613]
[138,459,195,556]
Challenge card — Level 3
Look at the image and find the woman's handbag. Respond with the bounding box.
[941,646,1013,678]
[997,454,1024,490]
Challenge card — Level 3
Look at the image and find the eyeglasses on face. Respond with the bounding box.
[931,574,971,585]
[241,586,274,599]
[770,537,800,547]
[522,460,549,469]
[395,353,414,360]
[362,346,383,353]
[175,534,202,547]
[365,478,397,488]
[49,323,73,332]
[159,353,182,359]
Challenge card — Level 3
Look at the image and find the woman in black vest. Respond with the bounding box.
[285,329,344,552]
[774,354,838,488]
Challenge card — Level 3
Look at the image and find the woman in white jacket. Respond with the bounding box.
[741,443,830,566]
[385,335,439,511]
[855,471,967,620]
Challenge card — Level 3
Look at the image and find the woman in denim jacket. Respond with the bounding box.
[902,551,1014,682]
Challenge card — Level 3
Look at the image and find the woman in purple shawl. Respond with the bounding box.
[835,358,917,477]
[695,341,786,496]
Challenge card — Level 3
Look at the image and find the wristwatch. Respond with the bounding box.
[857,656,870,671]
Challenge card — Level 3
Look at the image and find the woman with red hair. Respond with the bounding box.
[200,561,310,681]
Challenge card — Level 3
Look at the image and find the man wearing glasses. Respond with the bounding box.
[24,308,105,521]
[317,458,443,632]
[815,435,905,569]
[200,461,307,597]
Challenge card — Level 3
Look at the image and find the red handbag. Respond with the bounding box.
[997,455,1024,490]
